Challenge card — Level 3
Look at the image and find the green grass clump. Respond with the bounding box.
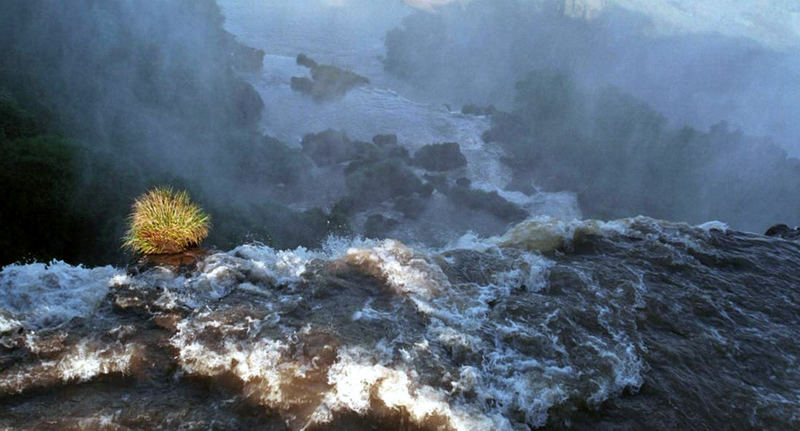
[123,187,210,255]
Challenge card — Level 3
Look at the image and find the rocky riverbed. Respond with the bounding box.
[2,217,799,430]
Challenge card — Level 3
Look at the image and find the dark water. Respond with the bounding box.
[1,217,799,430]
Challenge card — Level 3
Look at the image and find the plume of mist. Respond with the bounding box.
[382,0,800,230]
[384,0,800,156]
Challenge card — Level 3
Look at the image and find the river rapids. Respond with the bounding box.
[1,217,799,429]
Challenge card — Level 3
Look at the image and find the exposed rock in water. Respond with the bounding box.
[300,129,380,167]
[129,247,211,275]
[372,133,398,147]
[2,217,799,429]
[765,223,800,240]
[411,142,468,172]
[296,53,318,69]
[238,134,310,187]
[449,187,528,223]
[427,175,528,223]
[344,158,431,207]
[291,53,369,101]
[480,111,530,147]
[231,43,265,73]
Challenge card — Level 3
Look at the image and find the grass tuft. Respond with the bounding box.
[123,187,210,255]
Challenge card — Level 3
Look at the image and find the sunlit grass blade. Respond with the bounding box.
[123,186,210,255]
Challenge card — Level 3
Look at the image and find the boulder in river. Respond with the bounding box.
[2,218,800,429]
[411,142,467,172]
[372,133,398,147]
[291,53,369,101]
[765,224,800,239]
[301,129,380,166]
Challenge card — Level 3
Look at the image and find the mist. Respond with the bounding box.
[384,0,800,153]
[2,0,800,265]
[379,0,800,230]
[4,1,800,429]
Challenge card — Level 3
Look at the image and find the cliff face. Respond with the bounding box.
[0,0,285,266]
[0,0,264,166]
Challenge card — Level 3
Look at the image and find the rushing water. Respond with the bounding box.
[1,217,799,429]
[2,2,799,429]
[217,0,581,222]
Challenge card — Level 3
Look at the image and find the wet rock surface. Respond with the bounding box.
[2,217,800,430]
[291,54,369,102]
[411,142,468,172]
[301,129,375,167]
[765,223,800,240]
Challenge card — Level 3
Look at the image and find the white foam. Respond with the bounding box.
[313,347,500,430]
[226,236,377,284]
[56,341,137,382]
[172,314,498,430]
[344,239,450,299]
[0,311,22,334]
[492,252,553,293]
[0,340,137,394]
[0,261,120,329]
[698,220,729,232]
[444,231,497,253]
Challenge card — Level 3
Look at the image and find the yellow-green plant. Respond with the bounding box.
[123,187,210,255]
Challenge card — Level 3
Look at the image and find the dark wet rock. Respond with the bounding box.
[461,104,496,116]
[301,129,351,166]
[230,43,265,72]
[130,247,211,275]
[411,142,467,172]
[232,79,265,127]
[481,111,530,144]
[424,175,529,222]
[385,144,411,161]
[301,129,380,167]
[372,133,398,147]
[765,224,800,239]
[290,76,314,93]
[364,214,400,238]
[291,53,369,101]
[296,53,318,69]
[3,220,800,429]
[371,133,410,161]
[449,187,528,223]
[239,135,310,186]
[393,194,429,219]
[436,248,519,286]
[344,158,428,206]
[426,176,528,223]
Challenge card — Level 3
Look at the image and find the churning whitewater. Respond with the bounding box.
[3,1,800,429]
[2,217,799,429]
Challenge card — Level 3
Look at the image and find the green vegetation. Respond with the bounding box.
[0,0,348,266]
[123,187,210,255]
[0,90,347,265]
